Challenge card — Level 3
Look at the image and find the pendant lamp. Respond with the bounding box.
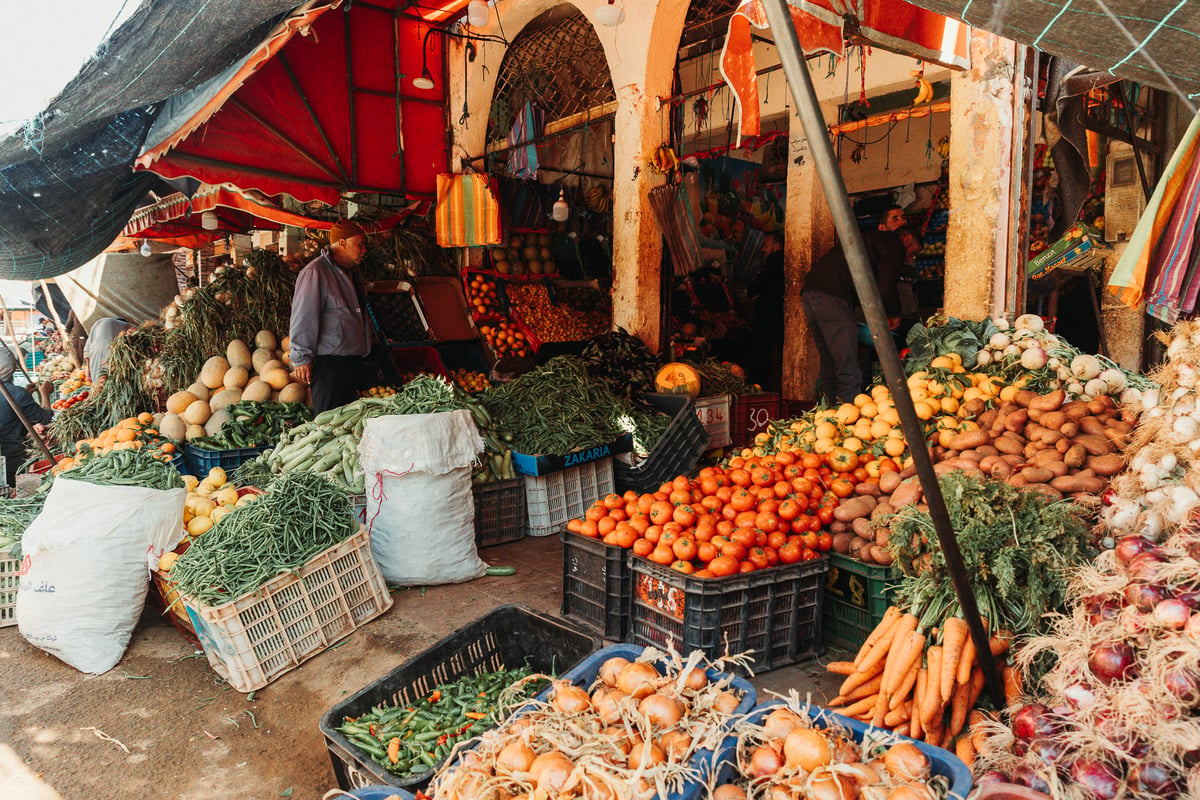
[595,1,624,26]
[200,210,219,230]
[552,188,570,222]
[140,239,152,257]
[467,1,489,27]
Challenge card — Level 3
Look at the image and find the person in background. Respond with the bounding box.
[879,204,907,233]
[289,220,374,413]
[895,225,924,327]
[0,347,52,487]
[64,310,87,367]
[748,231,784,392]
[84,317,134,382]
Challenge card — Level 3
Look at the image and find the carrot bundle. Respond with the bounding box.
[826,606,1016,757]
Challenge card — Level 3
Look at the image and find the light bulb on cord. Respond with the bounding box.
[413,68,435,90]
[595,1,624,26]
[552,187,570,222]
[140,239,152,257]
[467,1,489,27]
[201,210,219,230]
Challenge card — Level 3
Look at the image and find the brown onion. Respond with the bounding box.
[712,785,748,800]
[713,689,741,714]
[806,771,855,800]
[495,740,536,774]
[552,681,592,714]
[616,661,660,699]
[748,744,784,778]
[529,751,575,793]
[591,686,625,725]
[684,666,709,690]
[883,742,929,782]
[838,762,881,789]
[760,707,805,740]
[657,729,693,759]
[783,727,831,772]
[885,785,934,800]
[639,693,684,728]
[627,739,665,770]
[598,656,630,687]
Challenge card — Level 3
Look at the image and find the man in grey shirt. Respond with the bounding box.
[84,317,134,381]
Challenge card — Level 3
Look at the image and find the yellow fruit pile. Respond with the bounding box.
[180,467,259,540]
[362,385,397,398]
[479,320,531,359]
[450,368,490,393]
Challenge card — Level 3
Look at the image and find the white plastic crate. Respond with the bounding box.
[0,547,18,628]
[694,394,732,449]
[523,457,615,538]
[181,526,392,692]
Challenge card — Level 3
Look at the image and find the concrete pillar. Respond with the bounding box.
[1100,242,1146,371]
[943,30,1019,321]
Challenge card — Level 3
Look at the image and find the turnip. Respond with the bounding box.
[992,317,1010,330]
[1098,367,1126,393]
[1084,378,1109,398]
[975,349,992,367]
[1071,353,1102,380]
[1015,313,1044,333]
[989,332,1010,349]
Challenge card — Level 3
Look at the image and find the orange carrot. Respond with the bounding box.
[955,734,976,767]
[909,667,927,740]
[842,672,884,703]
[876,627,921,725]
[956,630,979,688]
[888,633,926,710]
[968,709,990,754]
[940,616,968,701]
[842,693,879,720]
[989,628,1013,656]
[838,660,886,697]
[949,679,971,737]
[884,700,911,727]
[968,665,986,708]
[826,660,858,675]
[855,605,902,666]
[922,645,944,728]
[1003,664,1022,706]
[858,612,915,676]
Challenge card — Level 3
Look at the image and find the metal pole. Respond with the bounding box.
[759,0,1005,708]
[0,378,56,465]
[0,294,38,387]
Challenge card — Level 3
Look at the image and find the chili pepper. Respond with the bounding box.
[427,689,441,703]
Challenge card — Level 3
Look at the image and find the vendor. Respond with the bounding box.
[84,317,134,381]
[0,348,52,487]
[288,220,374,413]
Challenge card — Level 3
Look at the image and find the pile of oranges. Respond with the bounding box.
[479,320,532,359]
[450,368,491,393]
[466,274,504,320]
[505,282,609,344]
[54,413,178,474]
[566,450,900,578]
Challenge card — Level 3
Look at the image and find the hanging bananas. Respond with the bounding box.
[647,144,679,175]
[584,184,611,213]
[910,70,933,105]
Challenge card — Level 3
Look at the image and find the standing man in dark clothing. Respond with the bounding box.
[0,348,52,486]
[749,231,784,391]
[289,220,374,413]
[801,222,907,403]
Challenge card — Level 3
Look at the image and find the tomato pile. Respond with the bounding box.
[505,282,609,344]
[479,320,532,358]
[465,274,504,320]
[52,369,91,410]
[567,449,900,577]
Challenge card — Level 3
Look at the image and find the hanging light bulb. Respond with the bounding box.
[140,239,152,257]
[200,210,219,230]
[467,0,489,27]
[595,0,624,26]
[552,187,570,222]
[413,67,435,90]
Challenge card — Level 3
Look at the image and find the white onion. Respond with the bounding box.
[1172,415,1199,444]
[989,332,1011,349]
[1168,337,1189,358]
[1160,453,1179,474]
[993,317,1010,330]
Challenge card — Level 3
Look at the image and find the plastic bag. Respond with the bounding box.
[16,478,185,674]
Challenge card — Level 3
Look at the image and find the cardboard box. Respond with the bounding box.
[1028,225,1110,281]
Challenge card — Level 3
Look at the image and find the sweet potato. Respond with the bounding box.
[854,481,882,497]
[836,496,878,522]
[1086,453,1126,477]
[1039,410,1068,431]
[961,397,986,418]
[875,527,891,548]
[870,545,894,566]
[1003,409,1029,433]
[878,471,903,494]
[1033,449,1063,466]
[1013,390,1037,408]
[852,516,873,539]
[848,537,870,558]
[857,541,876,564]
[1023,442,1041,459]
[976,409,999,431]
[1087,399,1109,416]
[1106,418,1132,435]
[948,429,990,451]
[1055,437,1072,454]
[830,519,850,534]
[976,444,1000,458]
[1050,474,1106,494]
[1019,466,1054,483]
[1028,389,1066,412]
[871,502,895,523]
[890,480,923,508]
[1044,460,1069,477]
[1062,400,1090,419]
[1080,416,1108,438]
[833,532,855,554]
[1075,433,1114,455]
[1059,420,1079,439]
[1025,483,1064,501]
[994,435,1025,455]
[1063,443,1087,468]
[956,450,983,464]
[986,460,1013,480]
[1007,474,1028,488]
[933,461,958,476]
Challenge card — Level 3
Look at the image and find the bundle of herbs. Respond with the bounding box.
[578,328,659,401]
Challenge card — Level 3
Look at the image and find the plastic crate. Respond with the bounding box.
[613,393,707,494]
[730,392,781,448]
[181,526,391,692]
[694,394,732,449]
[713,699,973,800]
[319,604,599,793]
[0,547,18,628]
[821,553,899,649]
[523,457,614,537]
[150,568,200,646]
[182,444,270,476]
[630,556,828,674]
[367,280,430,342]
[472,478,525,548]
[560,530,631,640]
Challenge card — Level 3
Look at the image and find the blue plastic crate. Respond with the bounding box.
[712,698,973,800]
[182,444,270,476]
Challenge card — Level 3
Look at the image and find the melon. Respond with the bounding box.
[260,359,284,376]
[281,351,291,366]
[205,408,231,436]
[254,330,277,351]
[185,423,208,441]
[151,412,165,427]
[222,366,249,389]
[655,363,702,396]
[187,382,211,402]
[226,339,252,370]
[269,390,280,402]
[281,335,290,352]
[262,367,291,391]
[251,347,274,374]
[278,382,307,404]
[182,399,212,426]
[241,380,272,403]
[166,390,197,415]
[200,356,230,389]
[209,388,242,413]
[160,412,186,441]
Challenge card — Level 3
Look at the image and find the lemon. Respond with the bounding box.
[187,516,213,536]
[207,467,228,487]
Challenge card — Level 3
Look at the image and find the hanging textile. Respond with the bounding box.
[648,183,704,278]
[1145,148,1200,323]
[507,102,544,180]
[435,173,503,248]
[1108,111,1200,308]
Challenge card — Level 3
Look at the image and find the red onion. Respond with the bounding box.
[1164,668,1200,707]
[1177,589,1200,608]
[1011,703,1057,742]
[1028,737,1067,764]
[1070,758,1120,800]
[1012,765,1051,793]
[1089,641,1137,684]
[1126,582,1168,612]
[1089,597,1123,626]
[1129,761,1182,795]
[976,770,1007,785]
[1154,598,1191,628]
[1062,682,1097,710]
[1101,488,1117,506]
[1127,551,1169,583]
[1187,613,1200,640]
[1114,534,1156,565]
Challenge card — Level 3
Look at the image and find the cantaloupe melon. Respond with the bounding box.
[200,356,230,389]
[281,335,290,352]
[187,382,210,402]
[254,330,277,350]
[226,340,252,370]
[241,380,271,403]
[205,408,231,436]
[209,388,242,413]
[278,382,307,404]
[655,363,702,395]
[160,412,186,441]
[166,390,197,415]
[262,367,291,390]
[222,366,249,389]
[185,423,208,441]
[282,351,291,366]
[251,348,274,374]
[260,359,284,376]
[182,399,212,426]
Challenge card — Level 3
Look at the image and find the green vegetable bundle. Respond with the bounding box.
[61,447,184,491]
[188,401,313,450]
[0,486,49,559]
[170,472,355,605]
[578,329,659,401]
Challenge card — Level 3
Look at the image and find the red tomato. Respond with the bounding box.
[777,498,801,521]
[827,447,860,473]
[778,543,801,564]
[802,532,819,551]
[816,533,833,552]
[800,547,820,561]
[816,506,835,527]
[830,478,855,499]
[747,547,770,569]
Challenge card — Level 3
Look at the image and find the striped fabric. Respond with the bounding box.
[507,102,543,180]
[1146,148,1200,323]
[435,173,503,248]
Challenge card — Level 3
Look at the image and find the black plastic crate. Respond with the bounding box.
[629,556,828,674]
[560,529,631,640]
[613,393,707,494]
[319,604,599,793]
[368,281,429,342]
[182,444,270,476]
[473,478,525,548]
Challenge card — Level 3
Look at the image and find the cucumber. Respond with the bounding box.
[485,566,515,577]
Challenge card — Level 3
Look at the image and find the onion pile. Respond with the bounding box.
[713,701,944,800]
[429,648,748,800]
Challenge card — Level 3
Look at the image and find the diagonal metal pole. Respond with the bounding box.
[760,0,1004,708]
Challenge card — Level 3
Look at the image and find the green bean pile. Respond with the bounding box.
[620,400,672,457]
[188,401,313,450]
[482,357,627,455]
[684,358,748,396]
[169,472,355,605]
[62,447,184,491]
[0,486,49,559]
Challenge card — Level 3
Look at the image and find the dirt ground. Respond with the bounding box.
[0,535,848,800]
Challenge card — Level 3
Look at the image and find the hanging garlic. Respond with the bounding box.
[1169,336,1189,359]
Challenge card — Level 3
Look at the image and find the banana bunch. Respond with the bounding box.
[647,143,679,175]
[584,184,611,213]
[910,70,933,105]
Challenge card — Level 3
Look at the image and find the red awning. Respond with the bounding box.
[136,0,464,205]
[721,0,971,141]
